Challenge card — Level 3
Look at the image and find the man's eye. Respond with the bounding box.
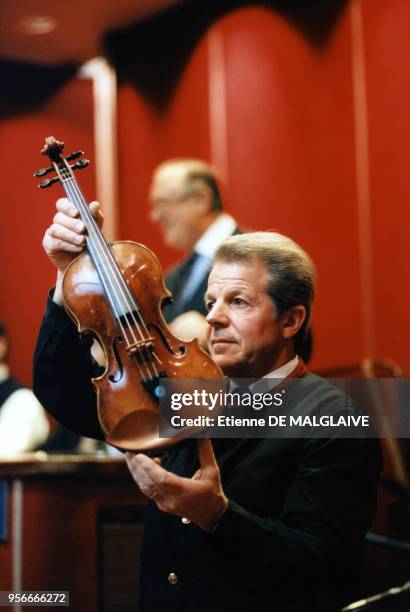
[232,297,246,306]
[205,301,215,311]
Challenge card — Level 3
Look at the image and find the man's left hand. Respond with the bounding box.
[125,438,228,532]
[168,310,208,347]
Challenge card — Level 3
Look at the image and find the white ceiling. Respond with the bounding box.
[0,0,182,64]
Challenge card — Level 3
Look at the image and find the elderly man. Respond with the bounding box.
[34,205,380,611]
[149,158,239,345]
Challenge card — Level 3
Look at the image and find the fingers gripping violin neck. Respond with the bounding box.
[36,136,222,453]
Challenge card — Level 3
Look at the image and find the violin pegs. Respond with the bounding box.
[66,150,84,162]
[34,165,54,177]
[38,176,60,189]
[71,159,89,171]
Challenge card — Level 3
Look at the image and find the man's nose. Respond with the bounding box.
[206,302,229,327]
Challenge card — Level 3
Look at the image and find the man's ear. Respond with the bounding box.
[281,306,306,340]
[195,186,213,215]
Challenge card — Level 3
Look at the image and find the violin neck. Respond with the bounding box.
[60,174,108,253]
[59,172,140,321]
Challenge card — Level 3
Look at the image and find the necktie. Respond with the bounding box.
[179,253,212,307]
[228,385,253,408]
[171,252,197,309]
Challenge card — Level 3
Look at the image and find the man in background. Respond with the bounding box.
[0,322,49,453]
[149,159,239,345]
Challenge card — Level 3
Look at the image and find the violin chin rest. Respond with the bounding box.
[105,409,179,454]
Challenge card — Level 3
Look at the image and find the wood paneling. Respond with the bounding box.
[0,457,146,612]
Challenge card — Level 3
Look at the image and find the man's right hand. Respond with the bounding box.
[42,198,103,304]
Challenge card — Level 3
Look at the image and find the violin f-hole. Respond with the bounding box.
[108,336,124,383]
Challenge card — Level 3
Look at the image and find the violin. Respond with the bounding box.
[36,136,222,452]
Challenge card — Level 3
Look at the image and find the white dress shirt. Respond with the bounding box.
[230,355,300,393]
[0,364,50,455]
[194,213,237,258]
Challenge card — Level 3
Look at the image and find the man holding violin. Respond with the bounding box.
[34,208,381,611]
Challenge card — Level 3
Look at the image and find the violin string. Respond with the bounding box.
[62,163,162,380]
[65,174,162,381]
[61,174,140,338]
[62,178,144,364]
[61,167,160,381]
[61,168,140,328]
[63,175,158,382]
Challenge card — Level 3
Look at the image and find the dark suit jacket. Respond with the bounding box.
[162,226,242,323]
[0,377,23,409]
[162,257,211,322]
[33,298,381,612]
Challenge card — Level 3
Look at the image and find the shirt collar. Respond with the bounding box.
[262,355,300,381]
[194,213,237,258]
[230,355,300,393]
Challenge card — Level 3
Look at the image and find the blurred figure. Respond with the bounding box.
[0,322,49,454]
[150,159,239,345]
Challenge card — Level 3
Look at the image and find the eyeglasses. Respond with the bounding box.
[151,191,198,213]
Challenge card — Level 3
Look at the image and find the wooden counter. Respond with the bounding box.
[0,453,147,612]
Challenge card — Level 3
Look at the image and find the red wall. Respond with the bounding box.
[116,0,410,372]
[221,6,361,369]
[117,38,211,268]
[0,79,95,385]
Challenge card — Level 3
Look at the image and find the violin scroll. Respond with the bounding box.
[41,136,64,161]
[34,136,89,188]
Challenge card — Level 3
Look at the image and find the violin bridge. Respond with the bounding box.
[126,337,155,355]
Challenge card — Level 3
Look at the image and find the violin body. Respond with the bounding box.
[63,240,222,452]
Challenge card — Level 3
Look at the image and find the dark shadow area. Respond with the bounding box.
[0,59,78,119]
[0,1,348,116]
[274,0,348,47]
[103,0,348,109]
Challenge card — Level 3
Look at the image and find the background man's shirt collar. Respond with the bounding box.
[194,213,237,257]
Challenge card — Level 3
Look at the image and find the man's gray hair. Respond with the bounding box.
[214,232,316,352]
[154,159,223,211]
